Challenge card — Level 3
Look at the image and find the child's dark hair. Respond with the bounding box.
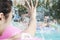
[0,0,12,19]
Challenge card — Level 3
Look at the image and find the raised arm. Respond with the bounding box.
[22,0,38,36]
[8,0,38,40]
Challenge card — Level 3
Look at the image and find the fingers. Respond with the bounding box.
[31,0,33,7]
[35,0,38,8]
[25,0,31,9]
[24,0,38,9]
[22,5,29,9]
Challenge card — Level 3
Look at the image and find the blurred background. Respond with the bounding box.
[10,0,60,40]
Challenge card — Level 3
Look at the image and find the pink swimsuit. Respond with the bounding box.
[0,24,21,40]
[0,24,42,40]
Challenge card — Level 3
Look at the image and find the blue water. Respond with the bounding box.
[35,28,60,40]
[12,21,60,40]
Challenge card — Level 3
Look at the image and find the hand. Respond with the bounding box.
[20,0,39,36]
[22,0,38,17]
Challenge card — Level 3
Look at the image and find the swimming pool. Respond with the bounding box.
[35,27,60,40]
[12,21,60,40]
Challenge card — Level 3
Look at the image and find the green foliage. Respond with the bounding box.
[16,0,60,19]
[17,4,27,16]
[52,0,60,19]
[41,0,60,19]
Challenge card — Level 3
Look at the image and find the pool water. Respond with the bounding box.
[12,21,60,40]
[35,27,60,40]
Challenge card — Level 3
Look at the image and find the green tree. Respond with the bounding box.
[17,4,27,16]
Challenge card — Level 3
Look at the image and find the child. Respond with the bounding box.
[0,0,42,40]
